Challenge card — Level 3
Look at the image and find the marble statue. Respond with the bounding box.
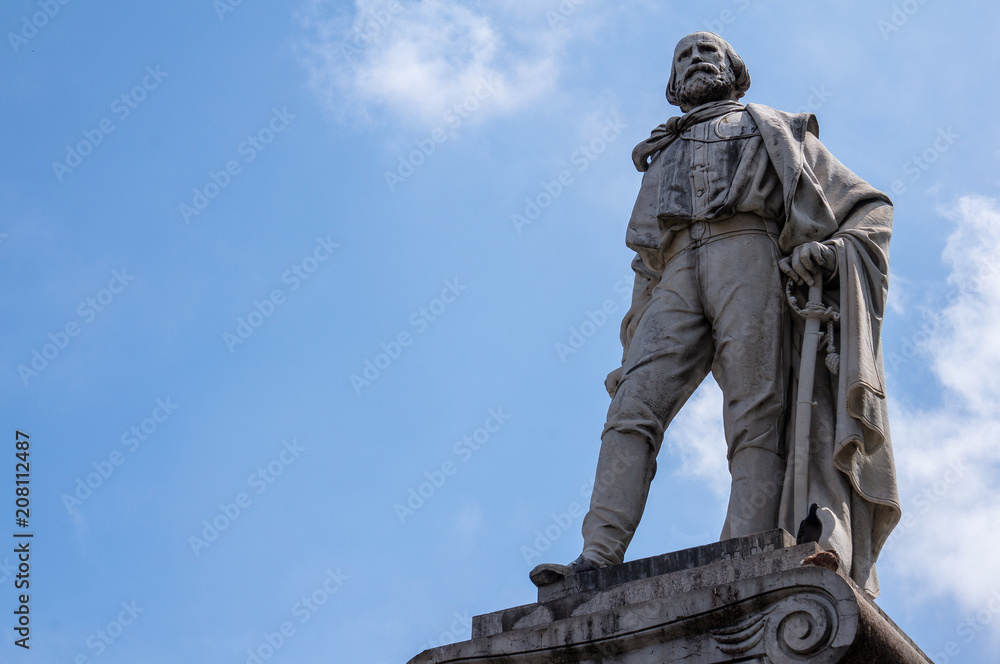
[530,31,900,598]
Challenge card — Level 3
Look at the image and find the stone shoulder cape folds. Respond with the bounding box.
[746,103,900,597]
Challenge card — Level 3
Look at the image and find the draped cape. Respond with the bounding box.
[745,103,899,597]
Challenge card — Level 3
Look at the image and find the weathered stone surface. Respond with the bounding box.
[549,31,901,601]
[407,531,930,664]
[533,529,795,605]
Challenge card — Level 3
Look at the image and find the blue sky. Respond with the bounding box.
[3,1,1000,662]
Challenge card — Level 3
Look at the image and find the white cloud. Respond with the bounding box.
[932,197,1000,415]
[887,270,908,315]
[884,195,1000,619]
[663,381,729,498]
[295,0,569,128]
[660,196,1000,627]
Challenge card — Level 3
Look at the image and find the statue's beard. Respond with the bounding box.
[676,64,737,109]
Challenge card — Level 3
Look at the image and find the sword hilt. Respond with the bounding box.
[785,280,839,322]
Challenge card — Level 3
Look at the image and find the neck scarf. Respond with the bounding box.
[631,100,745,172]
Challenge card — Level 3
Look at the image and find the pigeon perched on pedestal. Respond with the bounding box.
[796,503,823,544]
[801,549,840,571]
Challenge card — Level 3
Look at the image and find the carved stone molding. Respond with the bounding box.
[709,590,843,661]
[765,593,839,661]
[408,533,932,664]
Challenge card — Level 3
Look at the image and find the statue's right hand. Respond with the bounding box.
[605,367,623,398]
[779,241,836,287]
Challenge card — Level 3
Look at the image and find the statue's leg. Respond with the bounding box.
[581,252,714,566]
[721,447,785,538]
[701,232,788,538]
[580,429,657,566]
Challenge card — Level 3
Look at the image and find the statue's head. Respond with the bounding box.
[666,32,751,112]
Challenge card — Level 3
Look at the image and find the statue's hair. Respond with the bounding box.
[665,32,751,107]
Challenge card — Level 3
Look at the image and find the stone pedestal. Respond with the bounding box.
[406,530,931,663]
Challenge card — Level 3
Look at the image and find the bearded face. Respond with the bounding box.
[669,34,743,111]
[675,61,737,110]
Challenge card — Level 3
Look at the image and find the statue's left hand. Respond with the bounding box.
[779,242,836,287]
[605,367,623,398]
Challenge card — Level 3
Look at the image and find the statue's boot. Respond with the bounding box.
[529,430,656,587]
[720,446,786,539]
[528,555,598,587]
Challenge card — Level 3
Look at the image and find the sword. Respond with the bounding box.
[786,279,840,530]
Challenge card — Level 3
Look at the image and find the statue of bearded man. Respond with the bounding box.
[531,32,901,598]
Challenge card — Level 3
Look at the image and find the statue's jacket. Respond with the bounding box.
[623,102,901,597]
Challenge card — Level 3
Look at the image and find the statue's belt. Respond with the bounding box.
[657,213,780,268]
